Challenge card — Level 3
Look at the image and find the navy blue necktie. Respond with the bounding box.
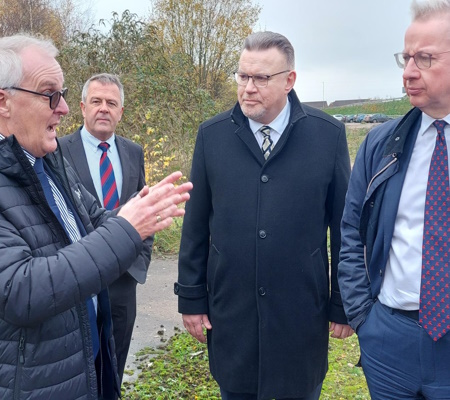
[34,158,63,223]
[34,158,99,356]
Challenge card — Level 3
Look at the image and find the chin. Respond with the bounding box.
[242,108,265,123]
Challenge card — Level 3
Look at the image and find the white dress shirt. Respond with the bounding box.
[248,98,291,147]
[379,112,450,310]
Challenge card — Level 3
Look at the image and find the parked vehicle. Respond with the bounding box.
[365,113,391,123]
[343,114,356,123]
[332,114,344,121]
[355,114,366,123]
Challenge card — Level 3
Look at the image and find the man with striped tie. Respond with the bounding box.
[0,35,191,399]
[59,73,151,387]
[176,31,352,400]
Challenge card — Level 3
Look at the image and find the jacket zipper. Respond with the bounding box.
[14,334,25,399]
[363,153,398,280]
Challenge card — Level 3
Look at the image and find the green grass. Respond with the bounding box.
[324,96,412,117]
[346,125,371,162]
[121,331,369,399]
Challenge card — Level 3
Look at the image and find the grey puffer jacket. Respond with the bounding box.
[0,135,144,399]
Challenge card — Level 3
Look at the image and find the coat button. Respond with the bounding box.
[379,270,383,276]
[259,230,266,238]
[258,287,266,296]
[174,283,180,294]
[261,175,269,183]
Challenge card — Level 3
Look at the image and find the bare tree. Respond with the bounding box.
[0,0,94,44]
[151,0,261,98]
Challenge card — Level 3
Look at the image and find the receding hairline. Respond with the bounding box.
[242,31,295,69]
[81,73,124,106]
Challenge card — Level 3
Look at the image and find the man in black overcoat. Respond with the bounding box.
[175,31,353,400]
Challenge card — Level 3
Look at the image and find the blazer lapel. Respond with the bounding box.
[115,136,131,204]
[64,130,101,205]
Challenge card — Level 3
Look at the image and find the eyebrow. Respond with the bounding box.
[36,81,60,91]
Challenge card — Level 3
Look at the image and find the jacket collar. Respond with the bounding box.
[383,107,422,157]
[230,89,306,128]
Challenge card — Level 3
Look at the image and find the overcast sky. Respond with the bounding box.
[93,0,413,104]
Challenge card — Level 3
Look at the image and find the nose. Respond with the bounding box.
[55,95,69,115]
[244,77,258,92]
[99,100,110,113]
[403,57,420,80]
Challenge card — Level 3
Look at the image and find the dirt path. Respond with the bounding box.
[123,255,183,382]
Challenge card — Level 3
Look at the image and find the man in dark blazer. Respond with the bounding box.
[175,32,353,400]
[59,73,152,385]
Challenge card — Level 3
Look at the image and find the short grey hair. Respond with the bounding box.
[81,73,125,106]
[411,0,450,20]
[0,34,58,89]
[243,31,295,69]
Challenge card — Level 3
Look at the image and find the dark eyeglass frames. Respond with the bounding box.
[2,87,68,110]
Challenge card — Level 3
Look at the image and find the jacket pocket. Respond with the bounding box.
[206,244,220,296]
[310,248,328,305]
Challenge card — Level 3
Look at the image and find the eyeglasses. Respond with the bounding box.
[394,51,450,70]
[234,70,291,87]
[2,87,68,110]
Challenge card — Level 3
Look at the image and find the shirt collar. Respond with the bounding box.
[419,112,450,136]
[80,126,116,153]
[248,98,291,135]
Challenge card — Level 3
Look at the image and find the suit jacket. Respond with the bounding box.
[175,90,351,399]
[59,127,152,283]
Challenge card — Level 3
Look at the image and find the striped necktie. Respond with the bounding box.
[261,125,274,160]
[98,142,120,210]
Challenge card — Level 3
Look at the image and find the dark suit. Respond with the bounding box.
[175,90,351,399]
[59,127,152,383]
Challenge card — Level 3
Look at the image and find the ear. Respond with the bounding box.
[285,70,297,93]
[0,89,11,118]
[80,101,86,118]
[118,106,124,122]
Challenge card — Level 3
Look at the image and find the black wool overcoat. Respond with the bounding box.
[176,90,351,399]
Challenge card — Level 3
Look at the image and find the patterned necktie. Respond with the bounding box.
[420,119,450,341]
[261,125,274,160]
[98,142,120,210]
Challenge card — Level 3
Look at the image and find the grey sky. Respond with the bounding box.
[94,0,413,103]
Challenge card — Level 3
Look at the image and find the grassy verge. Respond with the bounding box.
[122,331,369,399]
[323,96,412,117]
[346,124,372,162]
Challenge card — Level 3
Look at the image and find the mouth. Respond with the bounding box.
[243,98,259,105]
[47,123,58,134]
[406,87,422,96]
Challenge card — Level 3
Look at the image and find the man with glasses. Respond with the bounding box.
[59,73,151,388]
[339,1,450,398]
[0,34,192,399]
[175,31,352,400]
